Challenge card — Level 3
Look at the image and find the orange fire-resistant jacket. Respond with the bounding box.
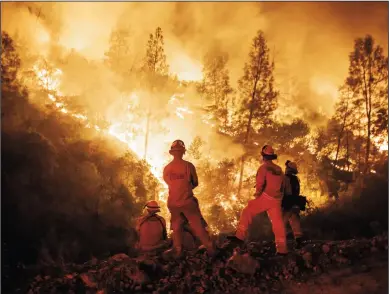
[163,159,198,208]
[255,161,285,200]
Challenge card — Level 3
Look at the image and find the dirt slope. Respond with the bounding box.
[24,233,388,293]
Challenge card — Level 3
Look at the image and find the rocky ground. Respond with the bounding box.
[22,233,388,293]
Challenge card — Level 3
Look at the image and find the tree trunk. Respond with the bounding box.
[333,123,345,172]
[362,54,373,179]
[363,116,371,176]
[237,155,246,197]
[144,106,151,160]
[237,82,257,197]
[346,130,350,171]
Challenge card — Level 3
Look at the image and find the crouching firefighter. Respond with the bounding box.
[163,139,216,258]
[135,200,169,253]
[223,145,288,255]
[282,160,307,249]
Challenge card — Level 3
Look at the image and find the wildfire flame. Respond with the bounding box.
[31,55,387,235]
[32,62,210,230]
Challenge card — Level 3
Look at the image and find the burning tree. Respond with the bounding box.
[198,48,234,132]
[345,35,388,179]
[104,26,136,92]
[313,36,388,200]
[141,27,169,160]
[331,85,355,172]
[235,30,278,197]
[1,31,21,91]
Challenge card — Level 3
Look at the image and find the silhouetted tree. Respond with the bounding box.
[1,31,21,90]
[236,30,278,196]
[345,35,388,177]
[198,49,234,131]
[142,27,169,161]
[104,26,136,92]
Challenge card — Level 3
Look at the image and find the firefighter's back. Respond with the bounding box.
[138,215,165,248]
[165,159,194,208]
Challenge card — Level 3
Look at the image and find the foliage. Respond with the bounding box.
[104,26,136,92]
[2,31,158,277]
[236,30,278,141]
[143,27,169,84]
[198,49,234,131]
[104,27,134,76]
[1,31,21,90]
[345,35,388,174]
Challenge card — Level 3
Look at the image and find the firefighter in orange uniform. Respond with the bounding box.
[223,145,288,255]
[163,139,216,258]
[136,200,168,253]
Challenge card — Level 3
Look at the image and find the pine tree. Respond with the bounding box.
[236,30,278,196]
[104,26,135,92]
[142,27,169,161]
[332,85,354,171]
[198,50,233,131]
[143,27,168,79]
[345,35,388,177]
[1,31,21,90]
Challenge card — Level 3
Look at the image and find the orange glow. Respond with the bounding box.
[31,60,250,231]
[169,53,203,82]
[20,1,386,233]
[37,28,50,44]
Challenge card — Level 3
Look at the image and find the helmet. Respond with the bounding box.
[144,200,161,212]
[261,145,277,160]
[169,139,186,154]
[285,160,298,174]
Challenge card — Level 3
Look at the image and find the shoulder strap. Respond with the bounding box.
[187,161,194,187]
[138,215,167,240]
[138,214,154,230]
[155,216,167,240]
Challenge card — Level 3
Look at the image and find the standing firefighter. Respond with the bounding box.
[282,160,305,249]
[223,145,288,255]
[136,200,168,253]
[163,139,216,258]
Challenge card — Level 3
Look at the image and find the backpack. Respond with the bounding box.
[282,175,307,211]
[287,174,300,197]
[138,214,167,241]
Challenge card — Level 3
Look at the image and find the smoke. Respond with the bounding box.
[1,2,387,131]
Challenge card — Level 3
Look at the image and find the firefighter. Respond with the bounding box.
[223,145,288,255]
[135,200,169,253]
[163,139,216,258]
[282,160,305,249]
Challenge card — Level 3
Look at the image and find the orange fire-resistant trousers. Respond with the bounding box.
[169,199,214,253]
[284,207,303,239]
[236,194,288,254]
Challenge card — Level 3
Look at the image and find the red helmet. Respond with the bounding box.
[169,139,186,154]
[261,145,277,160]
[144,200,161,212]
